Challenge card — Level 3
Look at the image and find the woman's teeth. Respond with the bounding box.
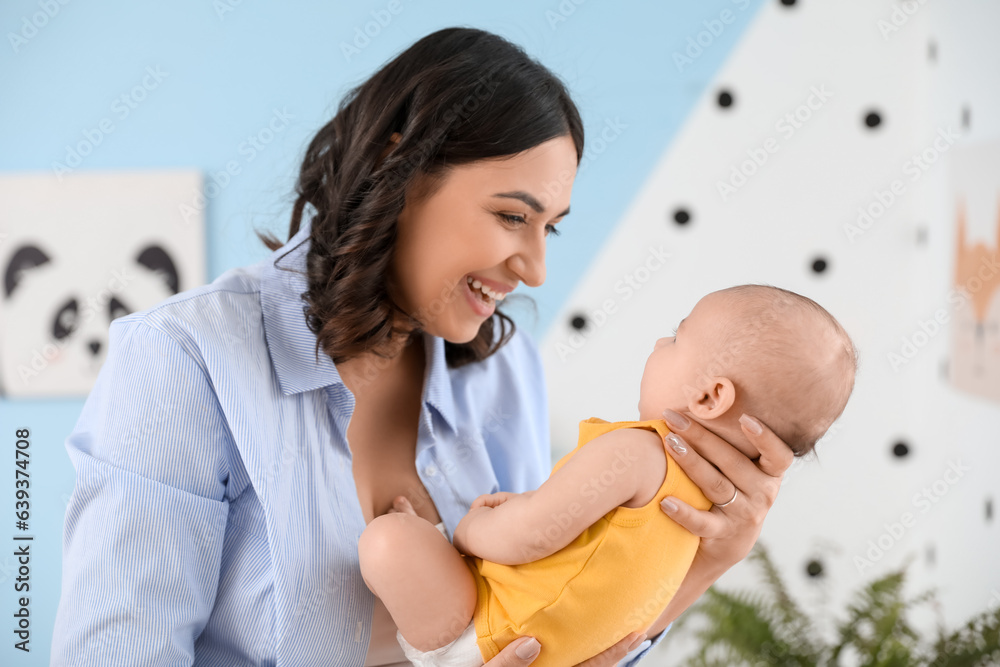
[467,276,505,302]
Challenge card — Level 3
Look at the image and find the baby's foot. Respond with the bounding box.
[387,495,418,516]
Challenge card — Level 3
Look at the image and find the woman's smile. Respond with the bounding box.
[463,274,498,317]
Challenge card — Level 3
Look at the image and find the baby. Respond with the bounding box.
[358,284,858,666]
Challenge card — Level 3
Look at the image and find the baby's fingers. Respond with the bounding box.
[472,492,513,510]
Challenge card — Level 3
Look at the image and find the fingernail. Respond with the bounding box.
[515,637,541,659]
[666,433,687,455]
[740,413,763,435]
[661,498,678,513]
[628,633,648,651]
[662,408,690,430]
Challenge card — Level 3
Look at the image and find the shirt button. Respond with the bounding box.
[425,465,438,477]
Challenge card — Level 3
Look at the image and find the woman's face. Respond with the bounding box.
[390,134,578,343]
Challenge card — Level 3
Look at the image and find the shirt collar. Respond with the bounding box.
[259,218,458,434]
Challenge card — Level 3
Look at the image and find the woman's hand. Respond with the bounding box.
[482,631,649,666]
[660,409,794,575]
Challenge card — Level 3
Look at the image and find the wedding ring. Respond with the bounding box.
[717,488,738,508]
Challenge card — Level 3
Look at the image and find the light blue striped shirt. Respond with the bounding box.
[50,219,668,666]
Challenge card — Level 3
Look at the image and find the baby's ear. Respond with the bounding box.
[682,377,736,419]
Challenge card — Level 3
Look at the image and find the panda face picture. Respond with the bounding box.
[0,170,204,398]
[2,242,181,396]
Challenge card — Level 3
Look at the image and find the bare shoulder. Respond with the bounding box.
[591,427,668,509]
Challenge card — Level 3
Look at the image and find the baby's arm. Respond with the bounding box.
[453,428,662,565]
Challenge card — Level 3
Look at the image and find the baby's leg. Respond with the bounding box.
[358,510,476,652]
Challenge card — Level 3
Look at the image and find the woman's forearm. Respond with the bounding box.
[644,553,728,635]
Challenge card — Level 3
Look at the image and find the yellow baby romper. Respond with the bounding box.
[463,418,713,666]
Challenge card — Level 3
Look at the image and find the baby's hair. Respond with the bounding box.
[701,284,859,457]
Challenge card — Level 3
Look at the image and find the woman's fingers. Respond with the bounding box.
[659,496,727,539]
[483,637,541,665]
[662,410,790,505]
[739,414,795,480]
[483,631,647,666]
[657,409,799,570]
[572,632,647,667]
[662,429,739,505]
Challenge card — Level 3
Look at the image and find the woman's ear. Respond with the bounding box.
[377,132,402,165]
[681,376,736,420]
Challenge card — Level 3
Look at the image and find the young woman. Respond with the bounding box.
[51,27,794,666]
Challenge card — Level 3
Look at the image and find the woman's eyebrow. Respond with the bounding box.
[492,191,571,218]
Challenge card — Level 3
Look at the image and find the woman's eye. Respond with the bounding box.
[671,328,678,339]
[498,213,525,225]
[498,212,560,237]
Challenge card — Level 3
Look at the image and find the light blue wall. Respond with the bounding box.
[0,1,762,662]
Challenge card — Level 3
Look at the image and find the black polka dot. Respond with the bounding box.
[570,315,587,331]
[962,106,971,129]
[864,111,882,128]
[779,0,797,6]
[717,90,734,109]
[916,226,928,245]
[892,441,910,458]
[926,544,936,566]
[987,498,993,522]
[928,40,937,62]
[673,208,691,225]
[805,559,823,577]
[810,257,828,274]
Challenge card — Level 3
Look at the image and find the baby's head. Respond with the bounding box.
[638,284,858,458]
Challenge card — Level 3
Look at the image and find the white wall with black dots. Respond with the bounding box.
[539,0,1000,660]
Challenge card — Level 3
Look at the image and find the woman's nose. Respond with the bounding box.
[510,234,546,287]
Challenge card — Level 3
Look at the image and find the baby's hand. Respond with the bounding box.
[470,491,521,510]
[387,495,419,516]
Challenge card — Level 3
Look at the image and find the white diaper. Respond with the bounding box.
[394,520,483,666]
[396,620,483,667]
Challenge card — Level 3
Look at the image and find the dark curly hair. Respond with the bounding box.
[257,27,585,368]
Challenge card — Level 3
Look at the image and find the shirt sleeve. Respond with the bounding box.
[617,624,671,666]
[50,319,232,666]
